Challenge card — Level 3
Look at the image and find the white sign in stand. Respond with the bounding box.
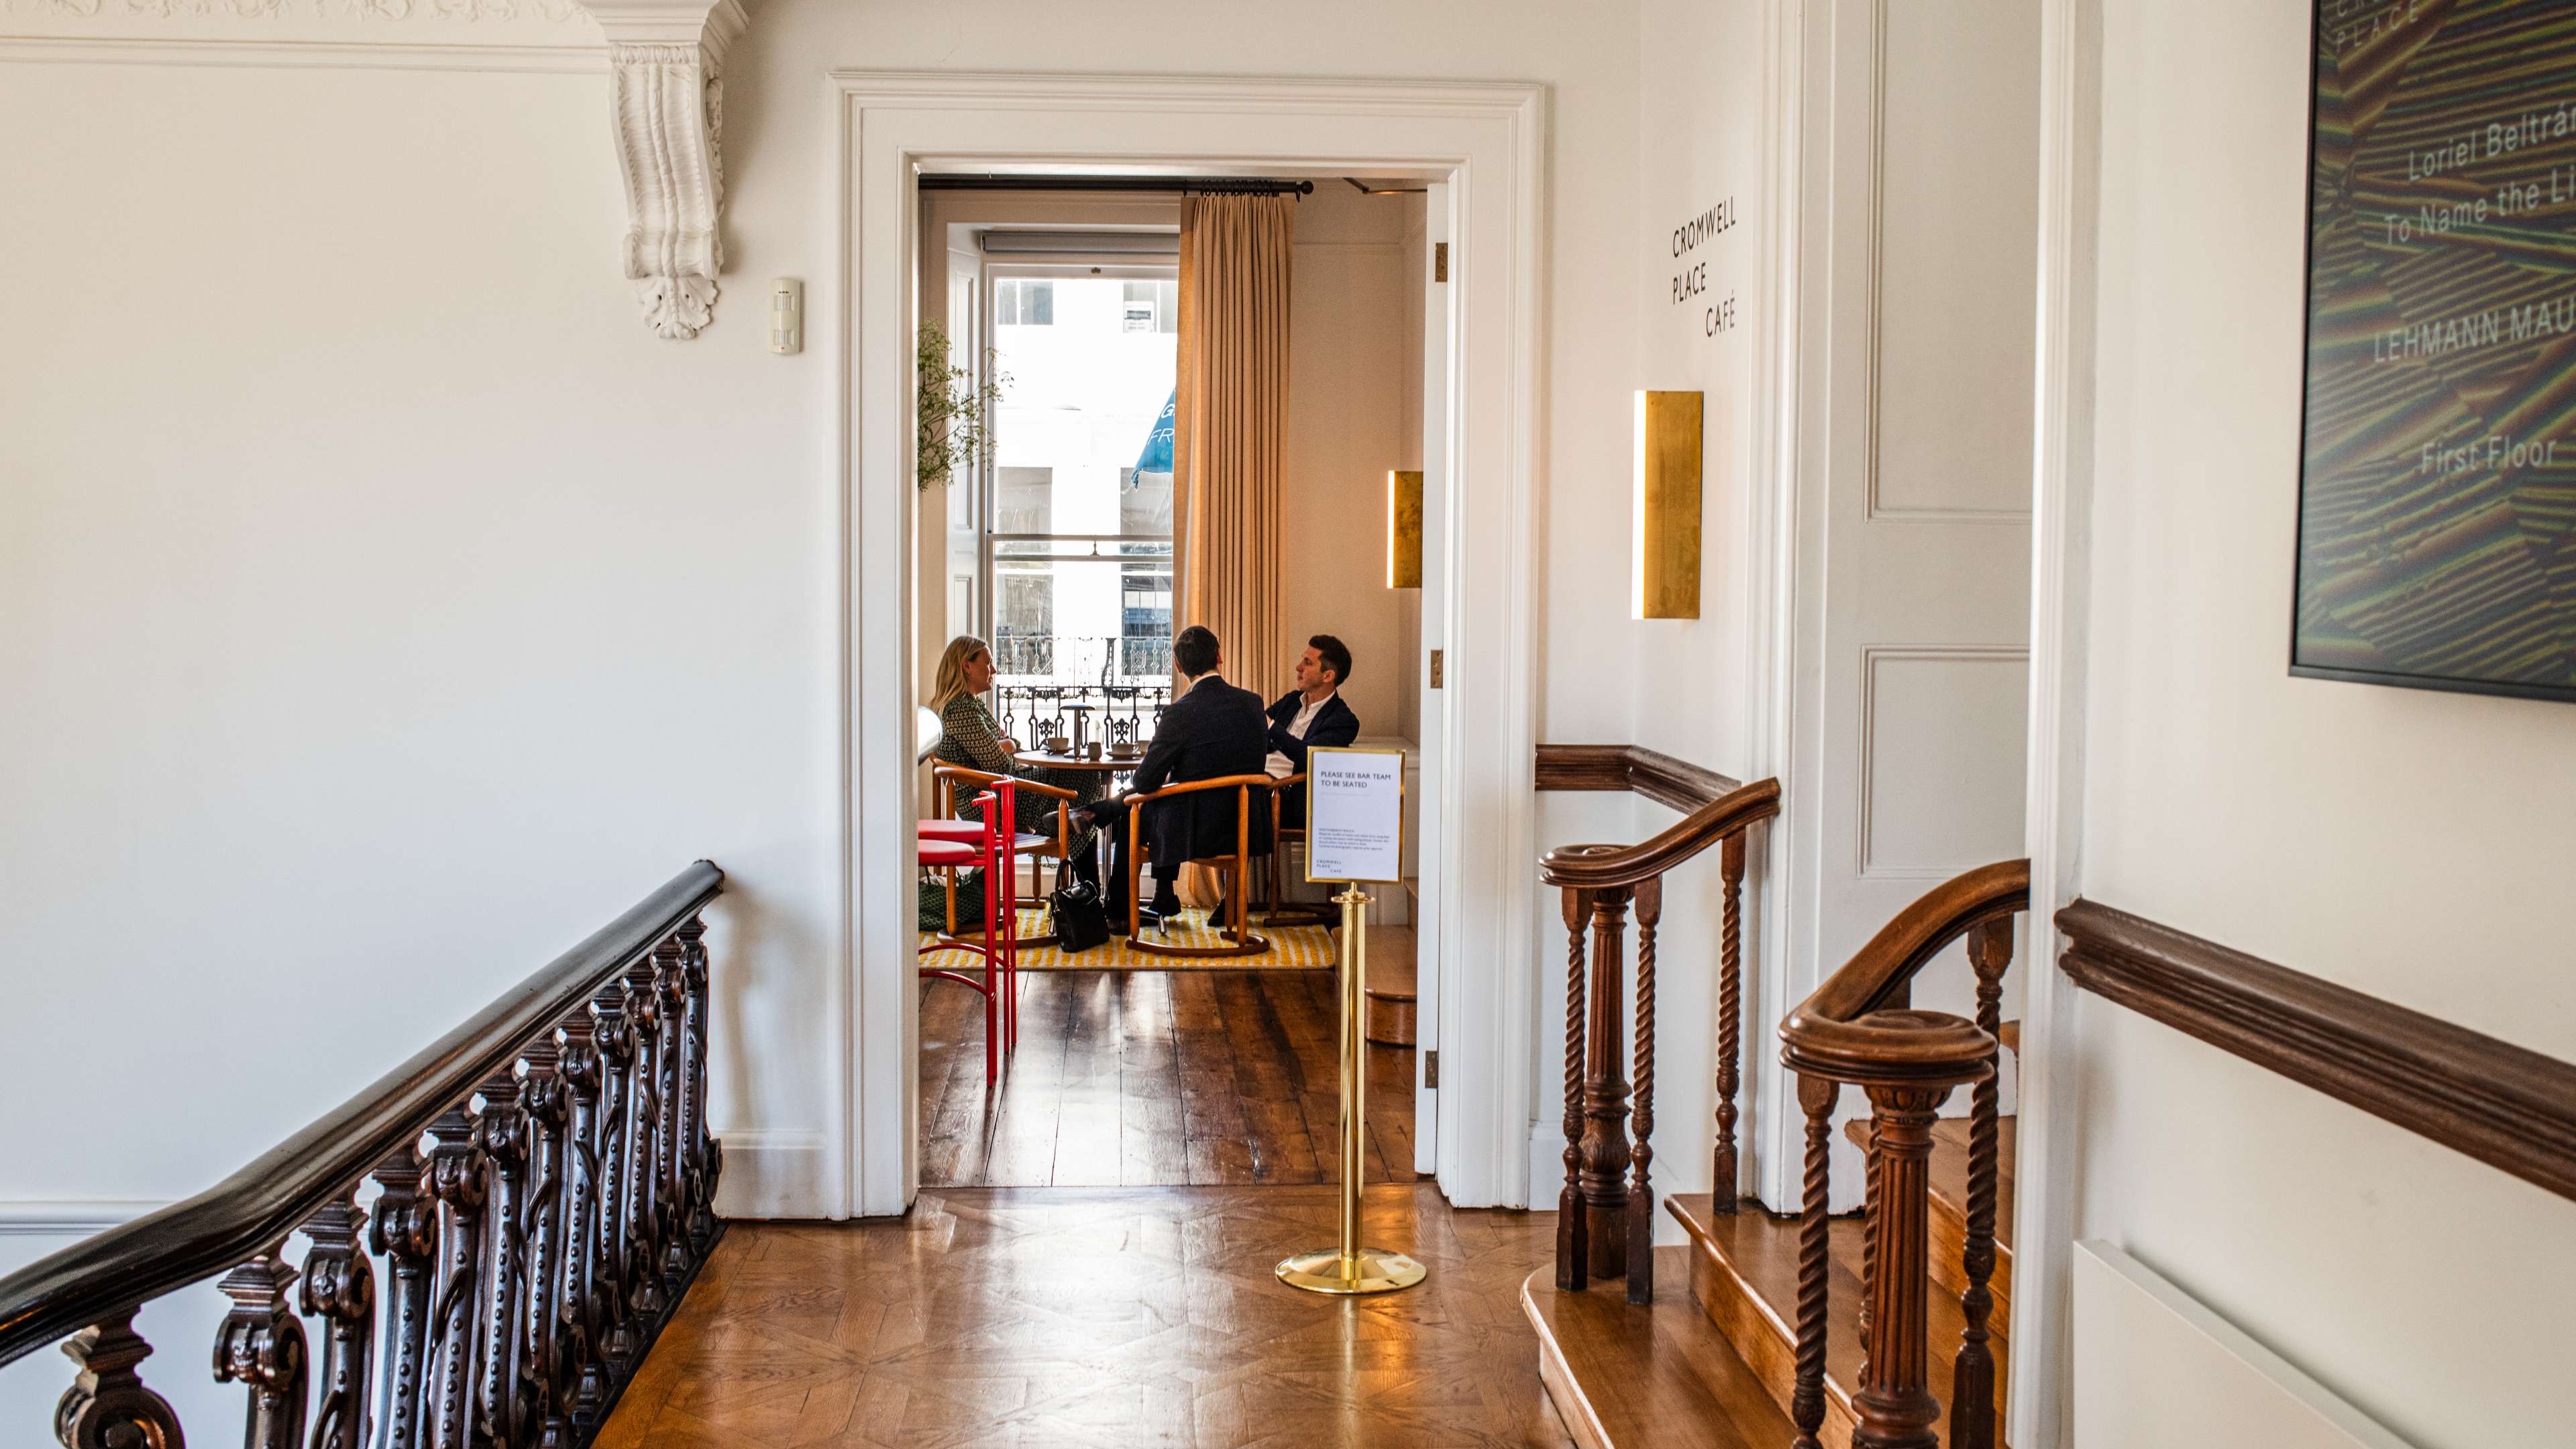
[1278,744,1424,1297]
[1303,746,1405,885]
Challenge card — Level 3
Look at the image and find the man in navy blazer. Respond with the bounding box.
[1079,625,1272,926]
[1264,635,1362,828]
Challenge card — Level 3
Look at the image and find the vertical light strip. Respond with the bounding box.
[1387,470,1425,588]
[1633,390,1703,619]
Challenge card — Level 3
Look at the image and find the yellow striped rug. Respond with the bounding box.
[918,907,1337,971]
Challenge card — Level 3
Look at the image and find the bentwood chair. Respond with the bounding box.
[1256,772,1336,927]
[917,783,1016,1081]
[1123,773,1276,960]
[932,763,1076,948]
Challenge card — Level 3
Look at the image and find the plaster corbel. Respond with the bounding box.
[582,0,747,339]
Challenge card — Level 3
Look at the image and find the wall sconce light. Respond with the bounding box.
[1388,470,1424,588]
[1633,390,1703,619]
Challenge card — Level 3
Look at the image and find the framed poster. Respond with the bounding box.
[2295,0,2576,702]
[1303,747,1405,885]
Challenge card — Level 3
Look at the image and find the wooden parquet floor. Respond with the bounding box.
[921,969,1420,1189]
[595,1185,1578,1449]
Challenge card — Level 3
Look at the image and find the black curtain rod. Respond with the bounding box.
[918,174,1314,196]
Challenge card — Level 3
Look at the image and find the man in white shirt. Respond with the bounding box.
[1264,635,1362,828]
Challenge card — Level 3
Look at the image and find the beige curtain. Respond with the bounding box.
[1175,193,1293,702]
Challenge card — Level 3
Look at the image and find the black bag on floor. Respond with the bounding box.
[1048,859,1112,955]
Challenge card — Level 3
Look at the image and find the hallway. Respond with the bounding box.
[592,1186,1575,1448]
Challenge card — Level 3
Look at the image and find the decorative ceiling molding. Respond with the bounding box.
[584,0,743,339]
[0,0,597,38]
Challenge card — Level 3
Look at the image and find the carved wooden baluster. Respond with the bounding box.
[55,1313,187,1449]
[1789,1075,1837,1449]
[474,1075,532,1448]
[213,1246,309,1449]
[553,1013,610,1430]
[517,1040,569,1447]
[370,1150,437,1449]
[1852,1083,1953,1449]
[1712,831,1746,1213]
[422,1108,488,1449]
[1625,875,1662,1305]
[1554,885,1590,1291]
[587,984,636,1371]
[676,915,717,1250]
[1951,918,2014,1449]
[651,937,690,1287]
[301,1190,376,1449]
[1860,1117,1879,1373]
[619,952,667,1318]
[1580,885,1635,1282]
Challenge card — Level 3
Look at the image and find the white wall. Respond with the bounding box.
[2071,1,2576,1443]
[1283,182,1421,736]
[0,0,1644,1270]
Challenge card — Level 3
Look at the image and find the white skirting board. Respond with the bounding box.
[2073,1240,2415,1449]
[710,1128,827,1220]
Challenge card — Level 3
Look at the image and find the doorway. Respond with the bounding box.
[833,72,1544,1220]
[914,185,1434,1189]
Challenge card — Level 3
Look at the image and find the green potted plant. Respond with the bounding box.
[918,320,1006,491]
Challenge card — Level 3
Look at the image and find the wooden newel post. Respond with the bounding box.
[1579,885,1634,1283]
[1851,1084,1952,1449]
[1556,885,1591,1291]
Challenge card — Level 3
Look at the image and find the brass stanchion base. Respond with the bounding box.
[1275,1247,1428,1295]
[1277,881,1428,1297]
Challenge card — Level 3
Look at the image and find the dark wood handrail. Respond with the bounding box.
[1781,856,2028,1038]
[1540,777,1781,890]
[1534,741,1741,812]
[2061,898,2576,1203]
[0,859,722,1369]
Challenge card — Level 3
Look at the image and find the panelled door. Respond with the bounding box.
[1769,0,2043,1209]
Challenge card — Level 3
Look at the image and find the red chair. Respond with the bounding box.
[918,781,1018,1081]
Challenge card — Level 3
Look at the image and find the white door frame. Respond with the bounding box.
[2012,0,2103,1444]
[827,71,1547,1218]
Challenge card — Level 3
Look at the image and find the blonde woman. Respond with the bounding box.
[927,635,1105,836]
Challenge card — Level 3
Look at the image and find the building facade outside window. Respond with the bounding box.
[985,265,1175,689]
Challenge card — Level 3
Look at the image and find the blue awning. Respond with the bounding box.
[1132,389,1176,480]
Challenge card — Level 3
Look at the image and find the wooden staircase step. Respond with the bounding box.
[1841,1115,2016,1338]
[1521,1246,1799,1449]
[1666,1193,2006,1449]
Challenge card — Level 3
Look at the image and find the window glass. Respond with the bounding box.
[987,272,1176,686]
[994,278,1054,327]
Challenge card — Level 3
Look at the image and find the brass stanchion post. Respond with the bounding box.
[1277,886,1428,1295]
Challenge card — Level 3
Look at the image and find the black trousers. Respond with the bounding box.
[1081,796,1178,922]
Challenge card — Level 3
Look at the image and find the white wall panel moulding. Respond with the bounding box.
[590,0,745,339]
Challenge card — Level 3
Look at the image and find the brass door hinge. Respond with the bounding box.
[1428,649,1444,688]
[1434,242,1449,282]
[1425,1049,1439,1088]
